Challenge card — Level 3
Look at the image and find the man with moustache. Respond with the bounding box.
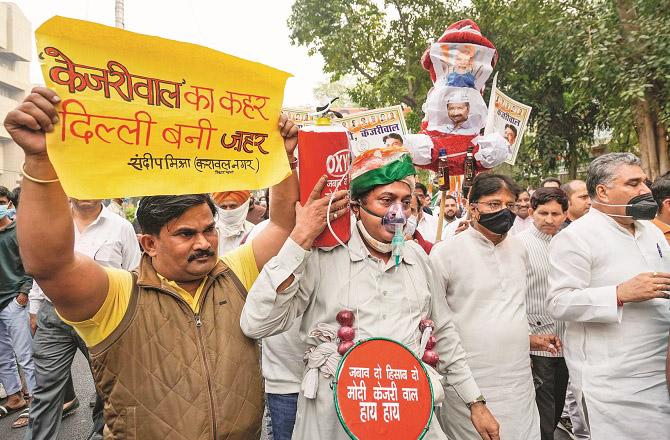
[3,86,341,439]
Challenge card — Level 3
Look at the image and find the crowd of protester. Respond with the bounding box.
[1,87,668,439]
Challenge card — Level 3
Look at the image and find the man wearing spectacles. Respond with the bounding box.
[430,173,557,440]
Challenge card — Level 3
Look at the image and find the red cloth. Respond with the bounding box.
[412,230,434,255]
[417,124,488,175]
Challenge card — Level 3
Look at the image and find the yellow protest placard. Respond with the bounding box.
[35,16,292,199]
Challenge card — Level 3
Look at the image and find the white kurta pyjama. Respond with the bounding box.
[241,227,482,440]
[430,227,540,440]
[547,208,670,440]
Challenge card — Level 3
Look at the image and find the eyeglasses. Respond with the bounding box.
[473,201,516,211]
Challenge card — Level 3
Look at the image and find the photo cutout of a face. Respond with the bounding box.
[430,43,496,92]
[422,86,487,135]
[504,124,518,146]
[447,101,470,126]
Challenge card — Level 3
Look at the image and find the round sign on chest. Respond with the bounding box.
[333,338,434,440]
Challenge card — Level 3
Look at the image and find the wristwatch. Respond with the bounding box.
[466,395,487,409]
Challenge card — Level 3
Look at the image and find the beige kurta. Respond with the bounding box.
[430,228,540,440]
[241,227,482,439]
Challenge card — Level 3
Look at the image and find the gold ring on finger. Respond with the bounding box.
[333,212,338,219]
[653,272,658,277]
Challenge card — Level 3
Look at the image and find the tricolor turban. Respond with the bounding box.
[350,146,416,198]
[211,190,250,206]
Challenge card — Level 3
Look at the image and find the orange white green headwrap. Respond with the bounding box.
[350,146,416,198]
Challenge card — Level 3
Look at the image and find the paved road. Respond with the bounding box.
[0,351,95,440]
[1,353,573,439]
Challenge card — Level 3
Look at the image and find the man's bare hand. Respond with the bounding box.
[530,334,562,355]
[470,402,500,440]
[4,87,60,158]
[617,272,670,303]
[455,219,471,235]
[278,114,298,157]
[289,175,348,249]
[29,313,37,336]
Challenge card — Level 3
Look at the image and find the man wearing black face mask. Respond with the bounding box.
[430,173,559,440]
[547,153,670,439]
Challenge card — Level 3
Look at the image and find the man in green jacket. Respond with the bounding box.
[0,186,35,421]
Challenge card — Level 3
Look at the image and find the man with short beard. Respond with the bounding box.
[510,190,532,235]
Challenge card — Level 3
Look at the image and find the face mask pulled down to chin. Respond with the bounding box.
[593,193,658,220]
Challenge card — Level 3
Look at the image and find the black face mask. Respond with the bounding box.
[593,192,658,220]
[625,193,658,220]
[477,208,516,235]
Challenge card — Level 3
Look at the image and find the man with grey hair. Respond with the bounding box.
[547,152,670,439]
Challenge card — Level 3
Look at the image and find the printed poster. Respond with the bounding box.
[282,105,408,157]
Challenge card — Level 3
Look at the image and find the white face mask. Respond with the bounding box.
[356,220,393,253]
[217,202,249,237]
[405,215,418,236]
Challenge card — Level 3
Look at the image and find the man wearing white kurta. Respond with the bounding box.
[241,147,500,439]
[431,173,552,440]
[547,153,670,439]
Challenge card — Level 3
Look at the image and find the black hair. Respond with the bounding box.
[530,187,568,211]
[382,133,404,144]
[136,194,217,235]
[504,124,518,136]
[445,195,457,203]
[10,187,20,207]
[540,177,562,188]
[0,186,12,203]
[652,171,670,209]
[415,182,428,197]
[469,173,520,203]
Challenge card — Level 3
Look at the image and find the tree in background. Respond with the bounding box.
[289,0,457,127]
[289,0,669,182]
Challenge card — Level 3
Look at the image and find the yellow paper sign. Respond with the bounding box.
[35,16,292,199]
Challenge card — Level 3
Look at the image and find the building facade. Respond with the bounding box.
[0,2,31,189]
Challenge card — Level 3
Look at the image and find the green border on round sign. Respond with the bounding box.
[332,337,435,440]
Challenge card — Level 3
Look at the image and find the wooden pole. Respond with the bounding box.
[435,191,447,242]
